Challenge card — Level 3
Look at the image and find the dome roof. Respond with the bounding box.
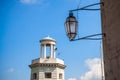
[40,36,56,42]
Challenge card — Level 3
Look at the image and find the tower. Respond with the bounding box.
[29,36,66,80]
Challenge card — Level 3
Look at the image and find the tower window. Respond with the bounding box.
[33,73,37,79]
[45,72,51,78]
[59,73,62,79]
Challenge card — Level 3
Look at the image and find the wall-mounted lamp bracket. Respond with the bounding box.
[69,2,104,12]
[70,33,105,41]
[64,2,104,41]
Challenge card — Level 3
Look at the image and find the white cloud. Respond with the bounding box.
[80,58,102,80]
[20,0,44,4]
[68,78,77,80]
[7,68,14,73]
[20,0,37,4]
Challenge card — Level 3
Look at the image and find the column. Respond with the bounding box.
[53,45,56,58]
[40,45,42,58]
[44,44,46,58]
[50,44,53,58]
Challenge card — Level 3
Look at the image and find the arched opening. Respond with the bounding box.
[33,73,37,79]
[45,72,51,78]
[59,73,63,79]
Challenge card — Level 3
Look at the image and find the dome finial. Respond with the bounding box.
[47,35,50,38]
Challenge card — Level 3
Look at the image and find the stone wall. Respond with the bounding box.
[101,0,120,80]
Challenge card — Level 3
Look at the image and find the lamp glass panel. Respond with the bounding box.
[65,22,70,34]
[69,22,76,33]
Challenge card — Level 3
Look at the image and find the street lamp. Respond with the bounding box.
[64,2,104,41]
[65,12,78,40]
[64,2,105,80]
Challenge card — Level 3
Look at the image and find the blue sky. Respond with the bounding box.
[0,0,102,80]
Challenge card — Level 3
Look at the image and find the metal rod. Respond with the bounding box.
[70,33,105,41]
[69,2,103,12]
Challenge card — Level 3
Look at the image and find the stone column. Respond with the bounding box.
[53,45,56,58]
[44,44,46,58]
[50,44,53,58]
[40,45,42,58]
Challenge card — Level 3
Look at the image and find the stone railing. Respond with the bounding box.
[32,58,64,65]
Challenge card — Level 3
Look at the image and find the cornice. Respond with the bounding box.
[29,63,66,69]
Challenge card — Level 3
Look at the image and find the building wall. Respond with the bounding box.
[101,0,120,80]
[30,67,64,80]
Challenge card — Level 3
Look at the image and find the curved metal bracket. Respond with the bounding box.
[69,2,104,12]
[70,33,105,41]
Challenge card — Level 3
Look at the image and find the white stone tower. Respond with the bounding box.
[29,36,66,80]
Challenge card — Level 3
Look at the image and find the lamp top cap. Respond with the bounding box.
[69,12,73,17]
[40,36,56,42]
[67,12,76,19]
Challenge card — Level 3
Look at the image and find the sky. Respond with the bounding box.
[0,0,103,80]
